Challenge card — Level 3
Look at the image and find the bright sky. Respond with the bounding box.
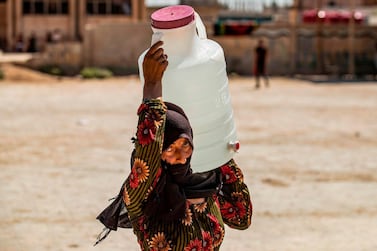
[145,0,294,8]
[145,0,179,7]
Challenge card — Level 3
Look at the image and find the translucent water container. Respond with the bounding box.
[138,5,238,172]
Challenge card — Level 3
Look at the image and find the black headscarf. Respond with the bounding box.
[143,102,222,222]
[162,106,193,152]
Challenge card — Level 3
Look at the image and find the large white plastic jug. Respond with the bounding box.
[138,5,239,172]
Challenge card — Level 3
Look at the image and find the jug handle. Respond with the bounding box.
[194,11,207,40]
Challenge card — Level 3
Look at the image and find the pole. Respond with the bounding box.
[348,0,355,77]
[316,0,324,74]
[6,0,13,51]
[290,0,299,76]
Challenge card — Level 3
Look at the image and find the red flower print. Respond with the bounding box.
[138,217,149,239]
[132,158,150,183]
[235,201,247,218]
[207,213,221,230]
[231,192,244,202]
[202,231,213,251]
[149,232,172,251]
[138,217,146,232]
[182,203,193,226]
[213,194,220,207]
[123,187,130,205]
[184,238,202,251]
[213,227,224,248]
[146,109,164,127]
[137,103,149,115]
[129,168,139,189]
[137,119,156,145]
[220,165,237,184]
[138,239,144,250]
[235,167,244,182]
[194,202,208,213]
[220,201,237,220]
[207,214,224,247]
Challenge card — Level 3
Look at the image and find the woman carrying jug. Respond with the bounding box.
[119,41,252,251]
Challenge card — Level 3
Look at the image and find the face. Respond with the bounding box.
[162,137,193,165]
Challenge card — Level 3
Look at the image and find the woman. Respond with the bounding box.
[97,41,252,250]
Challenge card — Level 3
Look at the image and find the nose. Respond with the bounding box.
[173,148,187,164]
[174,154,186,164]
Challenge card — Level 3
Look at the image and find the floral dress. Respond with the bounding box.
[123,99,252,251]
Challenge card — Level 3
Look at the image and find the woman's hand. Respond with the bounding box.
[143,41,168,99]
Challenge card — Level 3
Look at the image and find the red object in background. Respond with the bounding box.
[326,10,341,23]
[302,9,364,24]
[223,21,255,35]
[302,9,317,23]
[338,11,352,23]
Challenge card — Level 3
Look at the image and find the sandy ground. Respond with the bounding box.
[0,74,377,251]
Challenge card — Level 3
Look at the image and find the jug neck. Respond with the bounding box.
[152,21,200,65]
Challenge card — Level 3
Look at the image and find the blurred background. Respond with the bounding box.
[0,0,376,79]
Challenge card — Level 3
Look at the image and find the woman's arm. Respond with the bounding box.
[124,99,166,219]
[123,41,168,219]
[142,41,168,100]
[217,159,253,230]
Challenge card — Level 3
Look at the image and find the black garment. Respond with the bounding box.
[255,46,267,75]
[144,101,222,222]
[163,102,193,150]
[27,35,37,53]
[144,160,222,222]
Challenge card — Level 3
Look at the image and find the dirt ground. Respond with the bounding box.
[0,72,377,251]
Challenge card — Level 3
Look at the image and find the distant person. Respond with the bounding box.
[374,42,377,80]
[26,32,37,53]
[46,31,53,43]
[15,34,24,52]
[254,39,269,89]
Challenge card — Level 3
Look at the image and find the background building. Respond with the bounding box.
[0,0,146,52]
[1,0,376,77]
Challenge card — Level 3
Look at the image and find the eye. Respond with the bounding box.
[181,139,190,147]
[183,142,192,151]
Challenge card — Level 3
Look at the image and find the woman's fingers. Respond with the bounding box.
[160,58,168,70]
[145,41,168,66]
[143,40,168,83]
[152,48,164,60]
[146,41,163,57]
[158,54,168,63]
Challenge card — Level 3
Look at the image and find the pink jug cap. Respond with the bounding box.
[151,5,195,29]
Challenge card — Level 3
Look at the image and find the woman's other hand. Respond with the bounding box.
[143,41,168,99]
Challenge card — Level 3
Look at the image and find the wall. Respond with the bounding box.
[27,22,377,76]
[21,15,72,48]
[27,42,83,74]
[83,22,152,73]
[80,22,293,76]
